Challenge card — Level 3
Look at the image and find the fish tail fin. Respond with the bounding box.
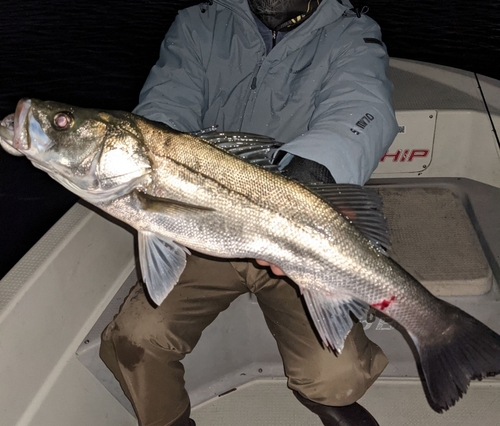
[411,300,500,412]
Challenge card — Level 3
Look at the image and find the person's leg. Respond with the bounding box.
[235,261,387,425]
[100,254,248,426]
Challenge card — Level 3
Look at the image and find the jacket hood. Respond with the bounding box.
[214,0,354,33]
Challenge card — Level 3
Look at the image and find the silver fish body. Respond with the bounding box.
[4,98,500,413]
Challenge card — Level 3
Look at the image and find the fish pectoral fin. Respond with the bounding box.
[135,190,215,213]
[305,183,391,253]
[138,231,190,306]
[303,288,369,353]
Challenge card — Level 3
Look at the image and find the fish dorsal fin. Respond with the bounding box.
[198,131,284,171]
[306,183,391,253]
[138,231,190,305]
[303,288,369,353]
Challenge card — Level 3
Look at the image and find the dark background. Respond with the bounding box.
[1,0,499,279]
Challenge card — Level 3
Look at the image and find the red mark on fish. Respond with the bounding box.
[372,296,395,311]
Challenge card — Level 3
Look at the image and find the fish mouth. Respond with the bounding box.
[0,98,33,157]
[0,111,22,156]
[2,99,70,182]
[13,98,32,151]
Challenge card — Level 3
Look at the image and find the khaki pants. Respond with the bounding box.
[100,253,387,426]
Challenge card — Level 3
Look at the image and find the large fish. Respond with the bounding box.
[2,98,500,413]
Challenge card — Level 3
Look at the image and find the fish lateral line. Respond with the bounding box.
[157,150,316,220]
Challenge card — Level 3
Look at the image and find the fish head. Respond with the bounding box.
[6,98,152,203]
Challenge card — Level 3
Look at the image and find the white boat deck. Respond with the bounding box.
[192,378,500,426]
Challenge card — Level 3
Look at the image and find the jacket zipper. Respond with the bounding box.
[240,60,263,131]
[252,31,275,89]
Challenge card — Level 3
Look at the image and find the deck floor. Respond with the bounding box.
[192,378,500,426]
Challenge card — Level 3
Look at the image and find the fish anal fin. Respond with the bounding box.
[303,288,369,353]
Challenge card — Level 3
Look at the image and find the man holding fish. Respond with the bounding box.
[99,1,398,425]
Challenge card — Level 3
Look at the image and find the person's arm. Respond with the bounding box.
[277,16,399,185]
[133,8,208,132]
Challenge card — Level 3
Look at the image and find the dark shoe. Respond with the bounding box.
[171,417,195,426]
[293,390,379,426]
[170,405,196,426]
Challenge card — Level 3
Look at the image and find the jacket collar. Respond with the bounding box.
[214,0,352,33]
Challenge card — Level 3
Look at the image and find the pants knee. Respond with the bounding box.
[287,324,388,406]
[101,313,149,349]
[102,284,169,350]
[289,368,370,406]
[100,287,194,369]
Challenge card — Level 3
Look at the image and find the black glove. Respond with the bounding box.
[281,155,336,184]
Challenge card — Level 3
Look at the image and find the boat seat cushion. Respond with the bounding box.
[378,186,492,296]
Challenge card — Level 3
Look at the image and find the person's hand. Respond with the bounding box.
[255,259,286,276]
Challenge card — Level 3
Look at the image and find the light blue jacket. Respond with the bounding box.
[134,0,399,184]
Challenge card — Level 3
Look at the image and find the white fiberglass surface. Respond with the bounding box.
[191,378,500,426]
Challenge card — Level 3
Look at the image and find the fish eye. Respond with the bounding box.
[53,112,74,130]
